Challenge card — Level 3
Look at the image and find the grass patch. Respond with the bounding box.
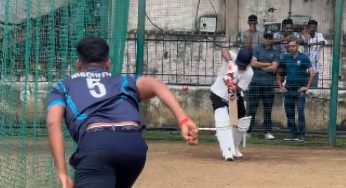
[143,130,346,147]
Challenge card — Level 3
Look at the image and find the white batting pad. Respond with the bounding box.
[237,116,252,132]
[233,116,252,147]
[214,106,236,159]
[216,126,236,159]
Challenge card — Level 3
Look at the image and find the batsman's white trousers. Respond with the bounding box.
[214,106,236,159]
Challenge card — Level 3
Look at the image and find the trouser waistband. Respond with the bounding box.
[85,125,144,133]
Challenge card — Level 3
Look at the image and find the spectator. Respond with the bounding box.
[247,31,280,139]
[276,38,314,141]
[301,20,326,88]
[240,15,263,49]
[273,18,302,86]
[273,18,302,55]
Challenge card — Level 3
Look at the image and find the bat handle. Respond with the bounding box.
[228,88,235,98]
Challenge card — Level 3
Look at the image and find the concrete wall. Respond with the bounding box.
[128,0,226,33]
[122,0,346,87]
[141,86,346,132]
[1,81,346,132]
[127,0,336,38]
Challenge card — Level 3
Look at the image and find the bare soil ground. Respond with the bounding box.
[135,141,346,188]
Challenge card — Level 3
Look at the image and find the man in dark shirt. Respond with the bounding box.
[46,37,198,188]
[276,38,314,141]
[247,31,280,139]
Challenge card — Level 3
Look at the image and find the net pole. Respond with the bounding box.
[136,0,146,76]
[329,0,344,146]
[110,0,130,75]
[0,0,11,135]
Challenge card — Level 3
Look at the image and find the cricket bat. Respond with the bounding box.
[228,88,238,127]
[225,62,238,127]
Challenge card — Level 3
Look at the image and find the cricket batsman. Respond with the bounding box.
[210,48,254,161]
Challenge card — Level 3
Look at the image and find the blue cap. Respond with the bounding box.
[236,48,253,67]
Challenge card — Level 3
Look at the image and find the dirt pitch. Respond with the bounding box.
[134,141,346,188]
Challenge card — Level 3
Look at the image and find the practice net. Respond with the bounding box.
[0,0,129,186]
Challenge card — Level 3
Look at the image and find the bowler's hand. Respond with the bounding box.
[58,174,74,188]
[180,120,199,145]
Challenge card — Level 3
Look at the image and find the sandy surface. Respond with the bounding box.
[135,141,346,188]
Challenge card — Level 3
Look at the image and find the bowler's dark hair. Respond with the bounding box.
[282,18,293,26]
[76,37,109,64]
[308,20,318,26]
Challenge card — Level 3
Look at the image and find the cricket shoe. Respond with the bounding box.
[264,133,275,140]
[225,155,234,161]
[233,148,243,158]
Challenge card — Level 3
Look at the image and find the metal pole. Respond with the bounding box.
[288,0,292,17]
[136,0,146,76]
[111,0,130,75]
[329,0,344,146]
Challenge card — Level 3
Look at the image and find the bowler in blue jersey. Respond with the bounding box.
[276,38,314,141]
[46,37,198,188]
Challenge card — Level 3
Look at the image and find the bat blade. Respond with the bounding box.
[229,93,238,127]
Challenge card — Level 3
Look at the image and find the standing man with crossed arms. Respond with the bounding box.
[210,48,254,161]
[46,37,198,188]
[247,31,280,140]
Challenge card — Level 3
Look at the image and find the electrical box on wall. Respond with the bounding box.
[199,16,217,33]
[263,22,281,32]
[290,16,310,32]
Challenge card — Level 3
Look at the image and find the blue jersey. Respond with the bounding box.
[47,67,141,142]
[281,52,312,90]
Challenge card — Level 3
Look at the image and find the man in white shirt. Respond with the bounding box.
[301,20,325,88]
[210,48,254,161]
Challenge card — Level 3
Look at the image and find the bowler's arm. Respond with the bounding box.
[47,106,72,186]
[136,76,198,144]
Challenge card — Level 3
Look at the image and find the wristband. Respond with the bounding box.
[179,117,190,128]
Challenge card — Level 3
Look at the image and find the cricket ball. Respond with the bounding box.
[182,85,189,93]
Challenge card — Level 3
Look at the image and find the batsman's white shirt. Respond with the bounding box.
[211,51,254,101]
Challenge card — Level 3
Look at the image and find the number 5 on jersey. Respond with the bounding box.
[86,78,106,98]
